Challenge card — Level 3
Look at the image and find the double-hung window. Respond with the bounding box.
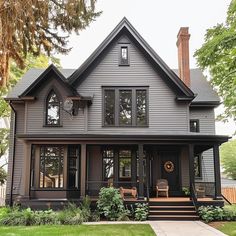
[103,87,148,127]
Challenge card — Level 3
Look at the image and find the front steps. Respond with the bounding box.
[148,200,199,220]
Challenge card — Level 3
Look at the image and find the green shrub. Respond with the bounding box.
[97,187,126,221]
[198,205,228,222]
[58,203,83,225]
[80,196,91,221]
[223,205,236,221]
[90,210,100,222]
[134,203,148,221]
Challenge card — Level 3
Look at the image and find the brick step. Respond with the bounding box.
[148,215,199,221]
[149,210,197,215]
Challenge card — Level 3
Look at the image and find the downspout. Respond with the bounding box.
[9,102,17,207]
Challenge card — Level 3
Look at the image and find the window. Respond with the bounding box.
[40,146,64,188]
[68,145,79,189]
[120,46,129,65]
[102,149,114,180]
[46,90,60,126]
[119,150,132,180]
[103,87,148,127]
[190,119,199,132]
[194,154,202,178]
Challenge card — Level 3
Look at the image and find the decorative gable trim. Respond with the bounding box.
[19,64,78,98]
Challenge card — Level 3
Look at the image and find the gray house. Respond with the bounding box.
[5,18,228,219]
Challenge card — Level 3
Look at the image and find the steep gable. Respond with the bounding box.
[69,17,195,100]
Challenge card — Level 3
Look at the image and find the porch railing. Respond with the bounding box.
[194,181,215,198]
[86,180,138,197]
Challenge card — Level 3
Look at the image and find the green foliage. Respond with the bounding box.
[221,139,236,179]
[0,200,93,226]
[134,203,149,221]
[223,204,236,221]
[198,205,236,222]
[182,187,190,196]
[97,187,126,221]
[198,206,223,222]
[194,0,236,123]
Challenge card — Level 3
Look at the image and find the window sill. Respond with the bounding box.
[119,64,130,66]
[102,125,149,128]
[43,125,63,128]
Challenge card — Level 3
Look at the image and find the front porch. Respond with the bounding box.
[13,134,228,209]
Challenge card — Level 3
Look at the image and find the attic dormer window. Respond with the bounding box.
[46,90,60,126]
[119,45,129,65]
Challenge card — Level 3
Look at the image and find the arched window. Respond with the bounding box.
[46,90,60,125]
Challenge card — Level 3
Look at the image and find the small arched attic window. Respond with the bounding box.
[45,90,61,126]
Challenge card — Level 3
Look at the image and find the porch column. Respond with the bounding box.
[80,144,86,198]
[213,144,222,199]
[21,142,31,199]
[138,143,144,199]
[188,144,194,199]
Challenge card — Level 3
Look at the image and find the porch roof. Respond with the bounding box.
[17,133,229,144]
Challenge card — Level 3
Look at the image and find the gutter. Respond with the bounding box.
[9,102,17,207]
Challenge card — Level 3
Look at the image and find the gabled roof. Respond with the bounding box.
[173,69,220,106]
[6,68,76,100]
[19,64,78,98]
[68,17,195,99]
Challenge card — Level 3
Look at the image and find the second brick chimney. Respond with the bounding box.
[176,27,190,87]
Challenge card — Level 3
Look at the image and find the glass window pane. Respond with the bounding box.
[136,90,147,125]
[190,120,199,132]
[104,90,115,125]
[120,47,128,64]
[47,91,60,125]
[68,145,79,188]
[121,47,128,60]
[194,155,201,178]
[103,158,114,180]
[119,90,132,125]
[119,150,132,180]
[40,146,63,188]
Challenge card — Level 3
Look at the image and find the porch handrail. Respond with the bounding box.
[191,183,198,211]
[221,193,232,205]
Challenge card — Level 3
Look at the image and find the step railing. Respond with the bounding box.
[191,183,198,211]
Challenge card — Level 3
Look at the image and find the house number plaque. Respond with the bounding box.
[164,161,174,173]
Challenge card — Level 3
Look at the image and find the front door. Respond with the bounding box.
[160,151,180,195]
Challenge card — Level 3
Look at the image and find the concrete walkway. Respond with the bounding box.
[148,221,227,236]
[84,221,226,236]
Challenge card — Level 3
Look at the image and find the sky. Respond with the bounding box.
[57,0,235,137]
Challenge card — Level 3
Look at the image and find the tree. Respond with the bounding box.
[221,139,236,179]
[0,0,101,86]
[0,54,60,184]
[194,0,236,123]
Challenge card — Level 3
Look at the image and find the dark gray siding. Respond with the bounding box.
[26,78,85,134]
[190,107,215,182]
[6,104,25,196]
[77,35,189,134]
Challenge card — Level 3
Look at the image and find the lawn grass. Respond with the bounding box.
[0,224,155,236]
[216,221,236,236]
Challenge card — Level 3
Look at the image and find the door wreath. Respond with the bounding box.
[164,161,174,173]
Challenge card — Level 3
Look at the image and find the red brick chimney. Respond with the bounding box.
[176,27,190,87]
